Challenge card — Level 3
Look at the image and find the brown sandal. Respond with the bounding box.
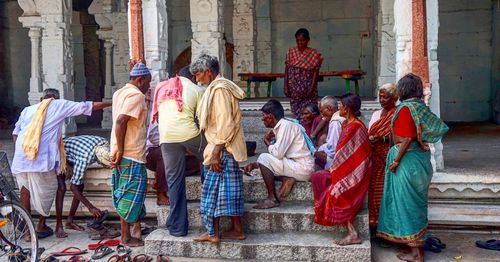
[132,254,153,262]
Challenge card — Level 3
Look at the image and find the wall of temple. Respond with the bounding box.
[269,0,376,98]
[0,1,30,112]
[438,0,496,122]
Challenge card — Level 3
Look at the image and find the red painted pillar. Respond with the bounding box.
[411,0,430,87]
[129,0,145,67]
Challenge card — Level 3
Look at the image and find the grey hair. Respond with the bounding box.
[43,88,60,99]
[320,96,338,109]
[379,83,398,99]
[189,53,220,76]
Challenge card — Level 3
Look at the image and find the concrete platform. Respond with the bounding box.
[145,229,371,262]
[156,201,370,238]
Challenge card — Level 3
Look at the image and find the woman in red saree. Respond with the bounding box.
[367,83,398,228]
[311,93,372,246]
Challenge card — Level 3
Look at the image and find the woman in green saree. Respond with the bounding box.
[376,74,448,262]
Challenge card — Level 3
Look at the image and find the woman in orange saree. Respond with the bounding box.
[311,93,372,246]
[367,83,398,228]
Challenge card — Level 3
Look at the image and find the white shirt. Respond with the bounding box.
[268,118,312,160]
[317,118,342,160]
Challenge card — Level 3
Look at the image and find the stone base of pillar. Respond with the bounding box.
[28,90,42,105]
[101,98,113,130]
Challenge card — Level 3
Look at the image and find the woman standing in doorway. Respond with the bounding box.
[284,28,323,119]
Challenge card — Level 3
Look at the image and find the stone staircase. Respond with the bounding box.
[144,176,371,261]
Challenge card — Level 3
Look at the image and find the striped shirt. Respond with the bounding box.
[63,135,108,185]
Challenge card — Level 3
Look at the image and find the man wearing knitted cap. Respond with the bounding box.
[110,62,151,247]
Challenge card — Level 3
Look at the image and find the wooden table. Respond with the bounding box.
[239,70,366,98]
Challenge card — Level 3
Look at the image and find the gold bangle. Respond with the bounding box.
[392,161,400,166]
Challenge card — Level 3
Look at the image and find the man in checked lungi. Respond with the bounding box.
[110,63,151,247]
[191,54,248,243]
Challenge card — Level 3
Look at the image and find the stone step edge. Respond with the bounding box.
[145,229,371,262]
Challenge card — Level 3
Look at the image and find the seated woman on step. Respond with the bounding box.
[310,93,372,246]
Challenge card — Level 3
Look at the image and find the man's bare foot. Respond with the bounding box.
[156,193,170,206]
[131,223,142,240]
[396,252,422,262]
[193,232,220,243]
[65,222,85,231]
[253,199,279,209]
[123,237,144,247]
[221,230,246,240]
[334,233,362,246]
[55,226,68,238]
[278,177,295,201]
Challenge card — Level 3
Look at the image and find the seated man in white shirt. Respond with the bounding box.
[314,96,343,170]
[245,99,315,209]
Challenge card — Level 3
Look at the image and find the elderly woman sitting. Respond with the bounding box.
[367,83,398,229]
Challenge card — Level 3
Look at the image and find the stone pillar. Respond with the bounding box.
[232,0,256,88]
[18,14,43,105]
[394,0,444,171]
[142,0,169,87]
[376,0,396,93]
[101,41,114,129]
[190,0,226,75]
[89,0,130,129]
[129,0,145,63]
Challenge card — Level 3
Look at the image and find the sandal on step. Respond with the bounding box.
[50,247,87,257]
[132,254,153,262]
[427,236,446,249]
[476,239,500,251]
[91,246,114,260]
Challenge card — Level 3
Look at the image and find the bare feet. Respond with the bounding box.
[131,222,142,240]
[55,225,68,238]
[253,199,280,209]
[193,232,220,243]
[221,229,246,240]
[334,233,362,246]
[123,237,144,247]
[278,177,295,201]
[65,222,85,231]
[156,193,170,206]
[397,252,422,262]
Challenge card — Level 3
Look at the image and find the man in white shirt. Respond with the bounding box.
[315,96,343,169]
[245,99,315,209]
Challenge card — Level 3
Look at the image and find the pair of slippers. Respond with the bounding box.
[43,247,88,262]
[476,239,500,251]
[91,244,132,260]
[107,253,168,262]
[37,226,54,239]
[423,236,446,253]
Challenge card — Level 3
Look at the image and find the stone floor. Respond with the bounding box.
[34,221,500,262]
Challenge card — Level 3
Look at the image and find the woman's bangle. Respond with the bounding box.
[392,160,400,166]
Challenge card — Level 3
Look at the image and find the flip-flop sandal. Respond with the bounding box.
[108,254,132,262]
[475,239,500,251]
[91,246,114,260]
[423,241,442,253]
[42,255,59,262]
[87,210,109,229]
[116,244,132,256]
[65,255,90,262]
[132,254,153,262]
[156,255,171,262]
[37,226,54,239]
[88,239,121,250]
[51,247,88,257]
[427,236,446,249]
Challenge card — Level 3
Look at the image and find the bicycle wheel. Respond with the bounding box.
[0,201,38,262]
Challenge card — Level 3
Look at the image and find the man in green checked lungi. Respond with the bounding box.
[110,63,151,247]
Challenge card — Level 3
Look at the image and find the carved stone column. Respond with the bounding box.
[232,0,256,89]
[190,0,226,75]
[101,41,114,129]
[129,0,145,63]
[18,14,43,105]
[89,0,130,129]
[393,0,412,80]
[142,0,169,87]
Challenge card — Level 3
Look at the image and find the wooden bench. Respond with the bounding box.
[238,70,366,98]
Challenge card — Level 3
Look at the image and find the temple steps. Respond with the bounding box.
[145,230,371,261]
[156,201,369,237]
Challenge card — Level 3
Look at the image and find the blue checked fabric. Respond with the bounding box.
[200,151,244,236]
[63,135,108,185]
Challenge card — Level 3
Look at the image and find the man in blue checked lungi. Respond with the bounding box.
[191,54,248,243]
